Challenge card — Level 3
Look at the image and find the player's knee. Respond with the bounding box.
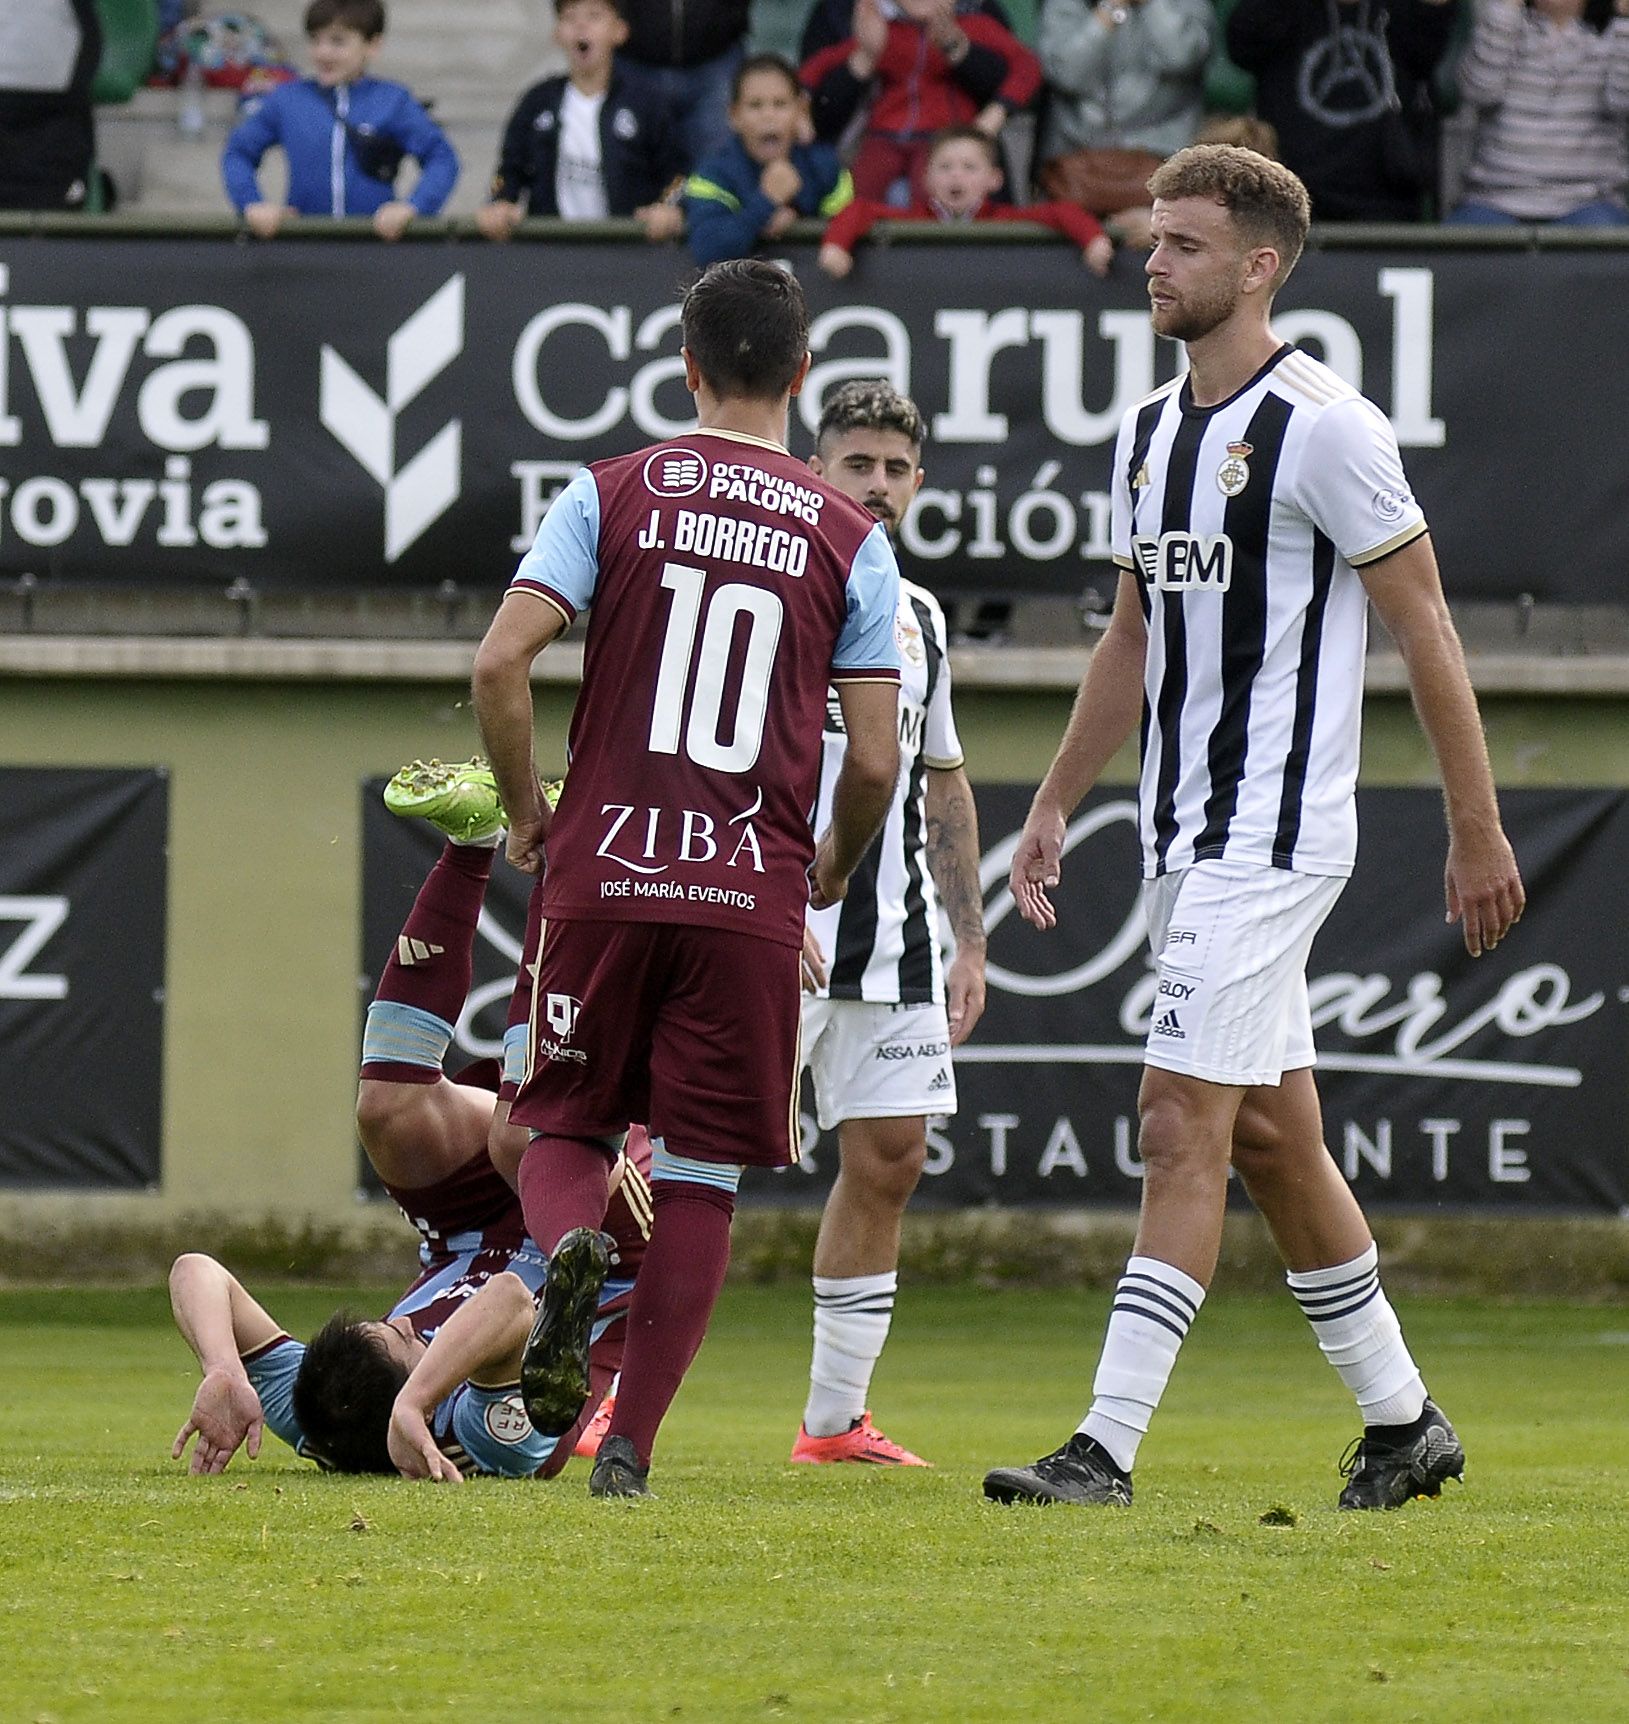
[1230,1102,1287,1186]
[841,1119,927,1207]
[1136,1090,1228,1175]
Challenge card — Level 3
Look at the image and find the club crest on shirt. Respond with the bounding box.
[896,614,925,665]
[642,450,709,499]
[1215,441,1253,497]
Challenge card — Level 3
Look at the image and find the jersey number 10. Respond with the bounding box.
[649,562,785,773]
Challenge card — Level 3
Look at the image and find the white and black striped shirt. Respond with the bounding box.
[806,578,962,1003]
[1111,343,1426,881]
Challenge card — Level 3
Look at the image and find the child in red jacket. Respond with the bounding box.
[801,0,1040,206]
[819,124,1114,277]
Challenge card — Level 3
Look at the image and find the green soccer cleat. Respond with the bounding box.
[383,757,506,844]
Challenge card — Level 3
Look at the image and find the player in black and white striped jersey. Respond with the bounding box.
[790,382,988,1468]
[985,145,1525,1512]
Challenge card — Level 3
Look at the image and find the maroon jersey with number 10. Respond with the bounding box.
[509,428,902,950]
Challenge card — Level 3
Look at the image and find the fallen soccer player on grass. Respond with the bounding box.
[169,761,645,1479]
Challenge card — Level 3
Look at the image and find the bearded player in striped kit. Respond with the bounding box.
[984,146,1525,1511]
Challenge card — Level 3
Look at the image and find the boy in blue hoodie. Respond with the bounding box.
[683,54,851,264]
[222,0,459,241]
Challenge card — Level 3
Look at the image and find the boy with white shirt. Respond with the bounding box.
[479,0,682,241]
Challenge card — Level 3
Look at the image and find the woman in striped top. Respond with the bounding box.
[1449,0,1629,224]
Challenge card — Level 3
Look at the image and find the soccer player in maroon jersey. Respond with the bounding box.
[472,258,904,1497]
[169,778,650,1480]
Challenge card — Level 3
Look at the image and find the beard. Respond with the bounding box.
[1151,281,1238,344]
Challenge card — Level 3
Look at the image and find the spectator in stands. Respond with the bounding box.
[801,0,1042,205]
[819,122,1114,273]
[0,0,101,211]
[1449,0,1629,225]
[1034,0,1214,229]
[478,0,682,241]
[617,0,752,170]
[1226,0,1459,222]
[684,53,852,262]
[222,0,458,240]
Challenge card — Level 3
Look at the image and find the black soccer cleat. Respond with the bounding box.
[982,1434,1134,1507]
[1337,1398,1466,1511]
[589,1434,651,1499]
[520,1227,611,1437]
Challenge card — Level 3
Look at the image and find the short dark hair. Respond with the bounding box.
[681,260,809,402]
[305,0,386,39]
[815,379,926,456]
[731,52,801,104]
[556,0,624,19]
[927,125,999,170]
[291,1311,410,1474]
[1146,144,1311,285]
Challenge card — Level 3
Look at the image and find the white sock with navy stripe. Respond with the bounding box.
[1079,1255,1206,1473]
[1286,1242,1426,1427]
[804,1271,897,1439]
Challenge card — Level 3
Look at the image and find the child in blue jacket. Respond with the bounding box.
[683,54,851,265]
[222,0,458,240]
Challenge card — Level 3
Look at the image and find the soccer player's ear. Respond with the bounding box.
[786,351,814,398]
[808,452,826,478]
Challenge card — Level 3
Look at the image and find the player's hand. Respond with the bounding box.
[1444,822,1524,958]
[1084,233,1114,277]
[243,202,290,239]
[636,201,684,242]
[172,1369,264,1476]
[388,1395,464,1483]
[800,925,829,993]
[818,241,854,278]
[945,948,986,1047]
[763,205,799,239]
[372,200,417,242]
[505,804,550,876]
[1010,801,1066,931]
[760,158,803,206]
[477,199,524,242]
[808,833,848,912]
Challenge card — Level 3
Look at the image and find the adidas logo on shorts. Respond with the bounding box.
[1153,1008,1185,1040]
[927,1066,952,1093]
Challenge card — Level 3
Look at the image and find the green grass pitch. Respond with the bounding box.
[2,1283,1627,1723]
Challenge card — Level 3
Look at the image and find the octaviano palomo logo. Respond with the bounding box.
[319,274,465,562]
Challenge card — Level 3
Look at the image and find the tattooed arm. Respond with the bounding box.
[925,765,987,1047]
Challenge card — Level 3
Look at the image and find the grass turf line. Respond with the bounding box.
[2,1286,1627,1724]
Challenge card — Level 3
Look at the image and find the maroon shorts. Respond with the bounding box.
[509,917,802,1169]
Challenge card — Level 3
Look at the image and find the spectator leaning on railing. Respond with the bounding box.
[222,0,458,240]
[1449,0,1629,226]
[684,53,853,264]
[1033,0,1213,224]
[1226,0,1459,222]
[818,122,1114,275]
[801,0,1041,205]
[478,0,684,242]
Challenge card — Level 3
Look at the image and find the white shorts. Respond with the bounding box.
[1142,858,1345,1088]
[801,998,958,1132]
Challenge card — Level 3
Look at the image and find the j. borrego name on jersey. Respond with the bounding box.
[673,508,809,577]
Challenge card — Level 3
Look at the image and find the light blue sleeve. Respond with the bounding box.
[446,1384,559,1477]
[242,1337,308,1455]
[832,522,902,678]
[509,467,601,619]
